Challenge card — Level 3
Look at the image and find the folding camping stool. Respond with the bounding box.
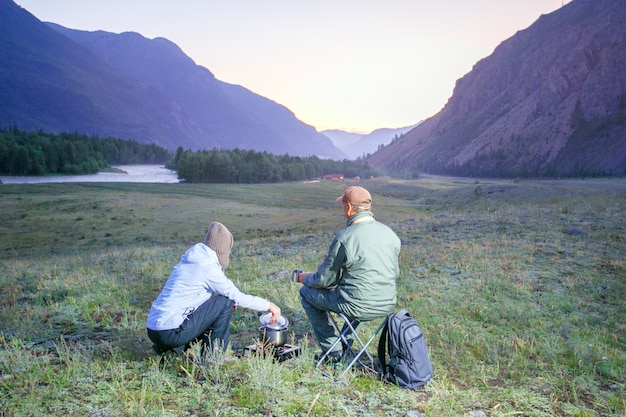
[315,312,387,380]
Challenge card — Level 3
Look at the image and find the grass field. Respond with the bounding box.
[0,176,624,416]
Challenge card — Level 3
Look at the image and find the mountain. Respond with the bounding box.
[368,0,626,177]
[322,124,419,160]
[0,0,346,159]
[0,0,195,148]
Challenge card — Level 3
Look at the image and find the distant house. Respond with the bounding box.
[324,173,344,181]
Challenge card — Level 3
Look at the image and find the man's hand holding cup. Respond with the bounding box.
[291,269,303,283]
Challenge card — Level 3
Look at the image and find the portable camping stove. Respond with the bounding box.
[243,343,301,362]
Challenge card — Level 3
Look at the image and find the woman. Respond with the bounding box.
[146,221,281,355]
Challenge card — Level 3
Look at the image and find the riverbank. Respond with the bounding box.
[0,165,179,184]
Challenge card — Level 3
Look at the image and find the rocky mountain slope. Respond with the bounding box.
[368,0,626,177]
[0,0,345,158]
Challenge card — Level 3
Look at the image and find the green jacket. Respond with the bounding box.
[304,211,401,320]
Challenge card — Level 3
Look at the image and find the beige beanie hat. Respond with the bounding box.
[204,222,233,270]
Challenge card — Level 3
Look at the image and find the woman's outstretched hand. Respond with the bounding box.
[267,302,281,324]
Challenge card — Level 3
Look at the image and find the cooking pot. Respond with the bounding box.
[259,313,289,347]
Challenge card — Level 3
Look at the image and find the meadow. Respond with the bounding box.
[0,176,624,416]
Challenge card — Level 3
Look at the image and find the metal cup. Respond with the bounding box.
[291,269,302,282]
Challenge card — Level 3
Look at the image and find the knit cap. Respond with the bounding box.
[204,222,233,270]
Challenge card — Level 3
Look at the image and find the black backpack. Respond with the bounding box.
[378,309,433,389]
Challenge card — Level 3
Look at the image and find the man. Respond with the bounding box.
[147,221,281,356]
[295,186,401,361]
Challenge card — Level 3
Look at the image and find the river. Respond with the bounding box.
[0,165,180,184]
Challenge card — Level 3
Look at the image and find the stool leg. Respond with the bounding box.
[316,313,386,381]
[336,319,386,380]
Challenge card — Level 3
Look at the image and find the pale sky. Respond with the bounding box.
[16,0,570,133]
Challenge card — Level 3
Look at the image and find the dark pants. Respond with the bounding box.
[300,286,362,353]
[147,295,234,355]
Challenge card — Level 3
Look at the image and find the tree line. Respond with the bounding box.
[0,128,171,176]
[169,147,378,183]
[0,128,379,183]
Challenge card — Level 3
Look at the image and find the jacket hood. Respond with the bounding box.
[180,243,219,265]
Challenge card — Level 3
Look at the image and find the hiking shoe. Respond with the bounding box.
[341,338,354,352]
[152,344,166,355]
[315,350,343,364]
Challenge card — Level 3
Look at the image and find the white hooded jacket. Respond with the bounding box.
[146,243,270,331]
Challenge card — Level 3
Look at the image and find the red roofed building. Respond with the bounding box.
[323,173,344,181]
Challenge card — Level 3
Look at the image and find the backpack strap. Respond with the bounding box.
[377,314,390,377]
